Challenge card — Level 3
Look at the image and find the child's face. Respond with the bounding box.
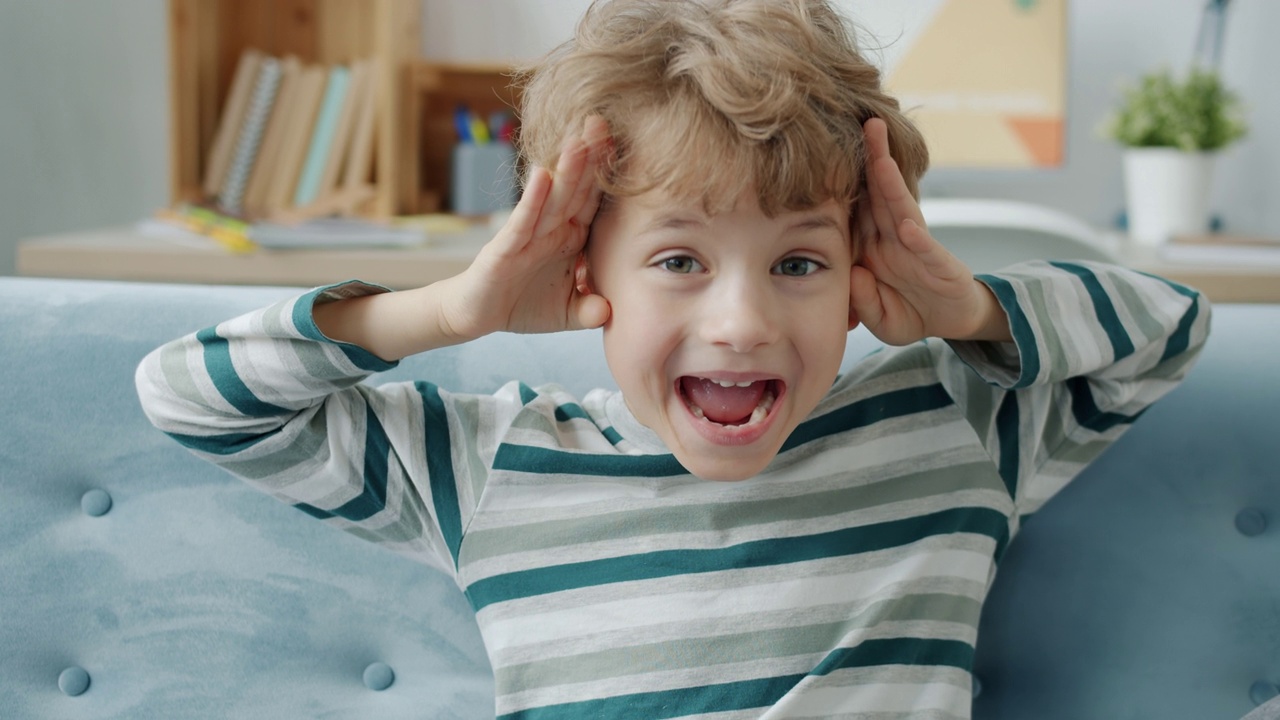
[587,186,856,481]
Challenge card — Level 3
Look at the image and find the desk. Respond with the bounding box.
[16,227,485,290]
[16,225,1280,302]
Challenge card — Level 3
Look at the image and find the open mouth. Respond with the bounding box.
[678,376,782,427]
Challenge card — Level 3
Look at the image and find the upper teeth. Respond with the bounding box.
[710,379,756,387]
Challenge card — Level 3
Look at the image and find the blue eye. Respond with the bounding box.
[773,257,823,277]
[660,256,703,274]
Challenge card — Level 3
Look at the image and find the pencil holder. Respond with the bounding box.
[451,141,518,216]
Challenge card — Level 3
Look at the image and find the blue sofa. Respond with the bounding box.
[2,276,1277,720]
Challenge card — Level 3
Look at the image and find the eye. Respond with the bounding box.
[773,257,824,277]
[659,256,704,274]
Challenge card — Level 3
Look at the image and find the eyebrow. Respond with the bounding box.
[639,213,709,235]
[786,214,843,232]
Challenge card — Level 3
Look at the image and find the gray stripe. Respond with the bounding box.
[158,337,212,410]
[495,593,981,692]
[464,458,1001,563]
[220,405,329,483]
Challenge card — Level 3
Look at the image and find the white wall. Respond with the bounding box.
[0,0,169,277]
[424,0,1279,238]
[1,0,1275,277]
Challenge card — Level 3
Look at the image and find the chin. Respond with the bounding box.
[676,451,775,482]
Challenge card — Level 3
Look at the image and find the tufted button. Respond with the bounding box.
[58,666,90,697]
[1251,680,1280,707]
[363,662,395,691]
[1235,508,1268,537]
[971,674,982,698]
[81,489,112,517]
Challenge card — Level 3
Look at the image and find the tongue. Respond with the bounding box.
[681,377,767,424]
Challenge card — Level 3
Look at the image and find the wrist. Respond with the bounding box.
[956,280,1013,343]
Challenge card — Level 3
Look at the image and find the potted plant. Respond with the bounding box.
[1105,67,1248,245]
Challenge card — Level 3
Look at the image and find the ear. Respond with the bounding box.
[574,253,593,295]
[847,266,862,332]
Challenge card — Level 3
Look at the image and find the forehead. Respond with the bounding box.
[602,184,850,233]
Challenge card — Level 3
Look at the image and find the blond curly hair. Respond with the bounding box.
[515,0,929,230]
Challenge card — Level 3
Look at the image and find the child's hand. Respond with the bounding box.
[850,118,1010,345]
[438,116,613,340]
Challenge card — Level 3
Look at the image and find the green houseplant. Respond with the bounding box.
[1105,68,1248,245]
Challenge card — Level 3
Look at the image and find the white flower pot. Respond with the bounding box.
[1123,148,1216,246]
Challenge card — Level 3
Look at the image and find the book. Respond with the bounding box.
[317,59,369,201]
[218,57,283,216]
[343,57,379,193]
[266,64,328,214]
[202,49,264,197]
[243,56,302,218]
[293,65,351,207]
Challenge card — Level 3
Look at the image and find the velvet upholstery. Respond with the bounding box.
[2,276,1276,719]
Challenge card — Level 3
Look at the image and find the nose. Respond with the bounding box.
[698,274,781,353]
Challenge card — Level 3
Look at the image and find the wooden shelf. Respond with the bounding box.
[167,0,421,217]
[406,62,521,214]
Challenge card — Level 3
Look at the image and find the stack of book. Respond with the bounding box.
[202,49,382,223]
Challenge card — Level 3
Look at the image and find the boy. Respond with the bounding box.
[137,0,1209,717]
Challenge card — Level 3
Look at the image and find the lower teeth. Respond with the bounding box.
[687,389,776,427]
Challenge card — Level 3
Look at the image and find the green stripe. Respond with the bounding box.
[602,426,624,446]
[975,275,1040,388]
[1154,279,1201,363]
[493,444,687,477]
[417,382,465,566]
[1066,377,1142,433]
[1049,262,1136,361]
[292,286,399,372]
[197,326,289,416]
[165,429,270,456]
[554,402,591,423]
[496,637,973,720]
[499,673,805,720]
[293,402,390,522]
[465,507,1008,611]
[781,383,954,452]
[518,382,539,405]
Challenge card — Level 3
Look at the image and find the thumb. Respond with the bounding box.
[571,292,611,330]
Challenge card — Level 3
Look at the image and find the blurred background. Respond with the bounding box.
[0,0,1275,278]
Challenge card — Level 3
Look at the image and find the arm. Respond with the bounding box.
[313,115,613,361]
[137,117,615,570]
[941,261,1209,517]
[851,118,1210,518]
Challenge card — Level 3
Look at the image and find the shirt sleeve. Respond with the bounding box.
[935,260,1211,520]
[134,280,518,576]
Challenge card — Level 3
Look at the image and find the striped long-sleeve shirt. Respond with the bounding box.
[136,261,1209,719]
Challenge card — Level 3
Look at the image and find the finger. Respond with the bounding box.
[861,120,898,242]
[872,153,927,231]
[495,167,552,254]
[532,137,591,239]
[572,117,613,227]
[849,265,884,332]
[899,219,967,278]
[563,139,604,230]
